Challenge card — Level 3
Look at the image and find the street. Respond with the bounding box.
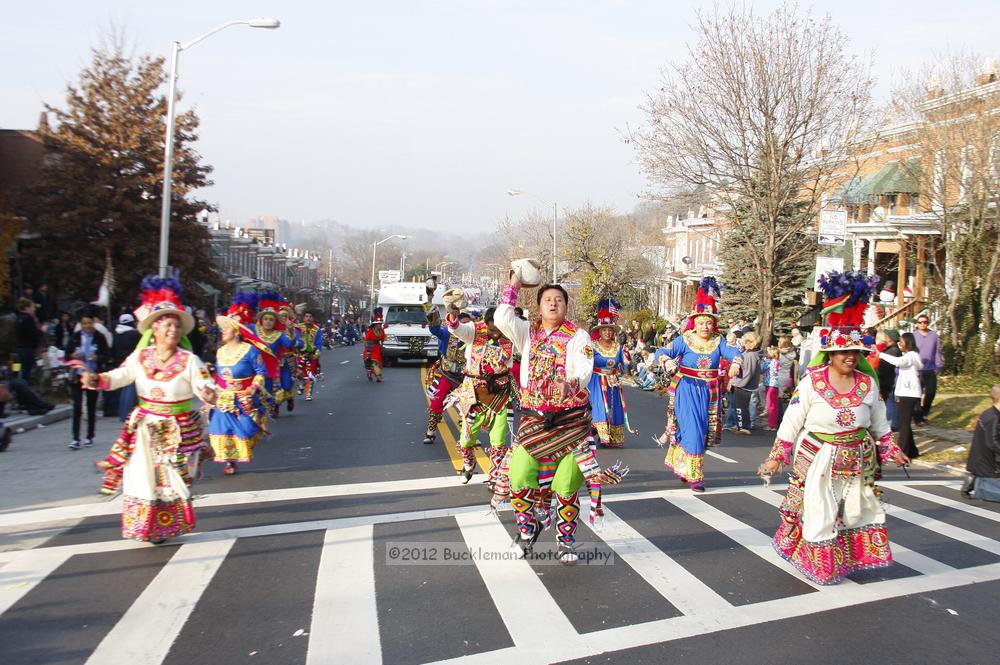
[2,345,1000,665]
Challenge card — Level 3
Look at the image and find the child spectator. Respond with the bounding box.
[730,332,761,434]
[762,346,781,430]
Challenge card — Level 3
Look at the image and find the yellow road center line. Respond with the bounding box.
[419,365,492,473]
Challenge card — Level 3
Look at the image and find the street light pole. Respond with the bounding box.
[507,189,558,282]
[369,234,408,314]
[158,18,280,277]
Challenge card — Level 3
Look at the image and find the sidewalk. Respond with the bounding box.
[0,411,122,514]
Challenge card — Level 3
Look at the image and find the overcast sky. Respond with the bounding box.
[4,1,998,233]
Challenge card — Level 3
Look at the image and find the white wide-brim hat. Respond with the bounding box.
[511,258,544,288]
[138,302,195,335]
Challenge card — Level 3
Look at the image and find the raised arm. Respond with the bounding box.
[494,283,529,351]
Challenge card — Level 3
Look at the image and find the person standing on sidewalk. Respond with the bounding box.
[730,331,762,435]
[875,330,901,431]
[912,315,943,426]
[14,298,43,383]
[110,314,142,422]
[873,332,923,459]
[960,384,1000,501]
[66,312,109,449]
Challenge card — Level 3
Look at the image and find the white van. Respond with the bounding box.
[377,282,442,364]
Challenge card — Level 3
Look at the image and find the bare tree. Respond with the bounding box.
[631,2,875,337]
[894,52,1000,372]
[560,204,653,319]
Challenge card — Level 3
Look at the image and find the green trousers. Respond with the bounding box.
[507,445,584,499]
[459,407,508,449]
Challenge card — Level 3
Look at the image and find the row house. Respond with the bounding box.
[202,217,323,300]
[652,203,725,319]
[821,56,1000,328]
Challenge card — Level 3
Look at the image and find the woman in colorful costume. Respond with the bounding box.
[253,293,297,416]
[364,308,387,382]
[208,292,279,475]
[654,277,743,492]
[276,298,304,412]
[423,288,471,443]
[758,270,908,585]
[86,275,216,543]
[589,299,632,448]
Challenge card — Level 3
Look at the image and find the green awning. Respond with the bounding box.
[828,177,864,205]
[860,158,921,198]
[879,157,921,194]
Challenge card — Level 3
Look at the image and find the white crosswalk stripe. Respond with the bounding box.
[2,480,1000,665]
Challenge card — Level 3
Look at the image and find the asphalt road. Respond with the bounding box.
[2,345,999,665]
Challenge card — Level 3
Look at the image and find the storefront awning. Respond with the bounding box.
[828,177,865,205]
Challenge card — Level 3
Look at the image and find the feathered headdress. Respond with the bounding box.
[370,306,384,326]
[134,272,194,335]
[809,270,881,380]
[216,291,279,379]
[256,290,284,325]
[684,276,722,331]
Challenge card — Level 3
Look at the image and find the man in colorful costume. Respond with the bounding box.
[654,277,743,492]
[295,310,323,401]
[759,270,908,584]
[446,305,514,484]
[364,308,387,382]
[494,272,627,563]
[423,287,472,444]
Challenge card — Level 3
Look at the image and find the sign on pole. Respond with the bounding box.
[378,270,401,285]
[814,256,845,291]
[818,210,847,246]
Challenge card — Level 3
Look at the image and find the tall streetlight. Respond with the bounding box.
[507,189,557,282]
[370,235,408,312]
[158,18,281,277]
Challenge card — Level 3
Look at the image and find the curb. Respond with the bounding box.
[3,404,73,435]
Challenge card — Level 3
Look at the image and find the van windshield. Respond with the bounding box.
[386,305,426,325]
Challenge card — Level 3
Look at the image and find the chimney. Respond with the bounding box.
[976,57,999,86]
[37,111,50,133]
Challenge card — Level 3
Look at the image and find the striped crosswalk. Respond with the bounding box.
[1,479,997,664]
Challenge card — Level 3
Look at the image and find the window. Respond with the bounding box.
[386,305,428,325]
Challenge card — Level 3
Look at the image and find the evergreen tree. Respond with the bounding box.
[25,41,221,308]
[719,195,816,334]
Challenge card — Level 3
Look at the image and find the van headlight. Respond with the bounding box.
[385,335,398,344]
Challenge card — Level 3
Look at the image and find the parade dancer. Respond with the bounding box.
[208,293,278,475]
[364,308,387,382]
[296,310,323,401]
[423,288,471,444]
[495,267,627,564]
[446,305,514,484]
[85,274,216,543]
[759,270,908,584]
[252,294,297,417]
[589,299,632,448]
[277,300,304,412]
[654,278,743,492]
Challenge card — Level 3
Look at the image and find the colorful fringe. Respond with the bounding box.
[121,495,196,542]
[773,519,893,585]
[664,443,704,483]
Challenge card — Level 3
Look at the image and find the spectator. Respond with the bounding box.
[912,314,943,426]
[661,324,678,346]
[66,312,110,449]
[777,336,798,396]
[761,345,782,430]
[513,306,527,321]
[874,332,923,459]
[730,331,761,434]
[960,384,1000,501]
[106,314,141,420]
[52,311,74,350]
[727,318,739,335]
[724,332,741,431]
[641,321,657,349]
[875,330,901,431]
[33,283,52,321]
[14,297,43,383]
[633,350,657,391]
[0,370,55,418]
[790,327,804,349]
